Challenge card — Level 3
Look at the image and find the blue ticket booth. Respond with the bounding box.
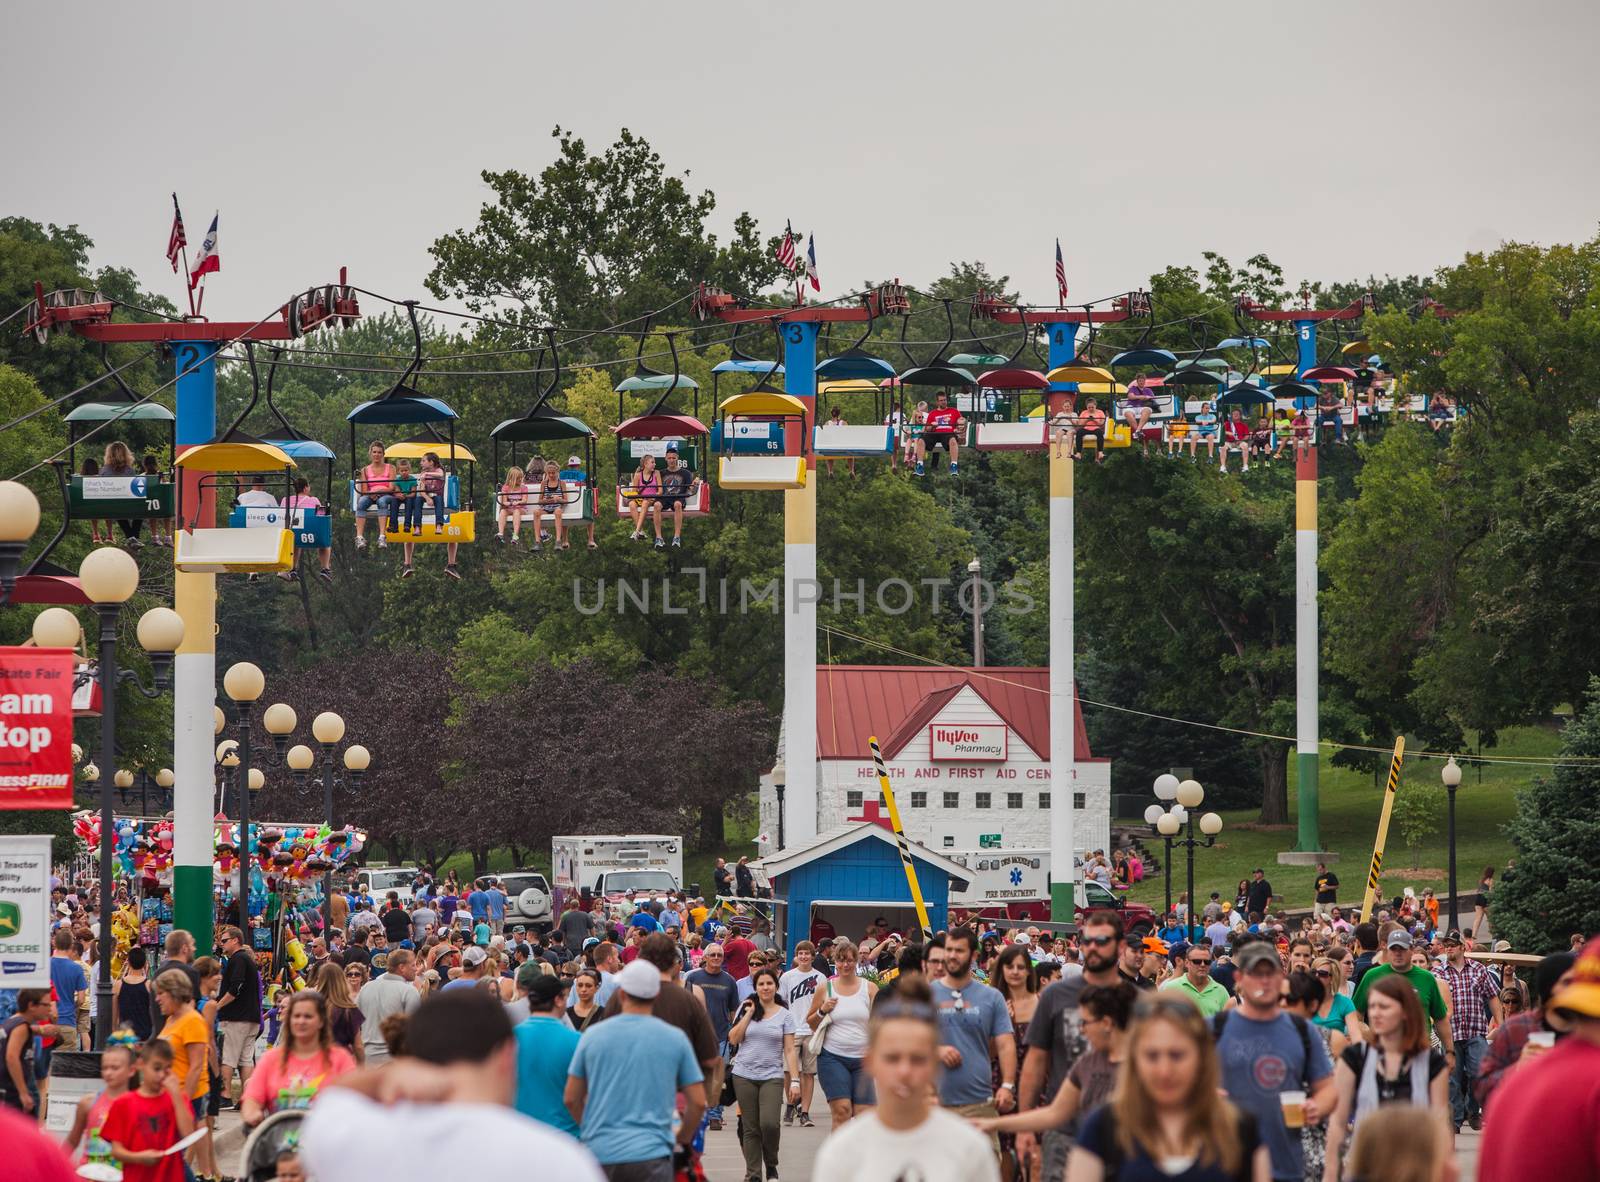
[758,822,972,953]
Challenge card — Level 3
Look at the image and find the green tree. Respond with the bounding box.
[426,127,785,334]
[1490,679,1600,952]
[1391,780,1444,870]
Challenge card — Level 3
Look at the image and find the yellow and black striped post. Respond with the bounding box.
[1359,737,1406,922]
[869,736,933,939]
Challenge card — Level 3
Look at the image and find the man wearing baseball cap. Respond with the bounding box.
[557,454,599,550]
[441,944,491,991]
[1431,928,1501,1131]
[1352,928,1453,1053]
[1479,936,1600,1182]
[514,973,582,1134]
[1214,939,1334,1182]
[565,959,707,1176]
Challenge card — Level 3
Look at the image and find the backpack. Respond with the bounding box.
[1212,1010,1317,1087]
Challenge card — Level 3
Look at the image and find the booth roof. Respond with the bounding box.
[815,665,1096,762]
[755,820,972,889]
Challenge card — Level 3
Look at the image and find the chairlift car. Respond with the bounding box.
[232,346,334,553]
[173,434,296,574]
[489,330,599,537]
[345,303,476,546]
[613,330,710,518]
[63,349,176,525]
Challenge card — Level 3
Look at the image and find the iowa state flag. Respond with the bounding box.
[188,213,220,291]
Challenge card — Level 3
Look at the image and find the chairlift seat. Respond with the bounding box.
[813,423,895,457]
[718,455,807,490]
[502,481,593,525]
[614,480,710,518]
[174,526,294,573]
[974,421,1048,451]
[1113,393,1180,421]
[380,510,476,544]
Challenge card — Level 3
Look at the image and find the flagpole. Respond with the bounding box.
[180,246,196,317]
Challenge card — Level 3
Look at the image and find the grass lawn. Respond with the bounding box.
[1124,725,1557,919]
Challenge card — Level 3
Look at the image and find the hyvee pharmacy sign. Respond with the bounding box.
[928,723,1008,761]
[0,648,76,810]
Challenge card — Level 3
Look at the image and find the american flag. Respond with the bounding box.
[1055,238,1069,306]
[166,194,187,273]
[805,235,820,292]
[776,221,798,273]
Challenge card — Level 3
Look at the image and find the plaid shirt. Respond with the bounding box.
[1434,957,1499,1041]
[1473,1009,1546,1107]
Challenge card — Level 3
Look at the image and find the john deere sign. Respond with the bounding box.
[0,836,50,988]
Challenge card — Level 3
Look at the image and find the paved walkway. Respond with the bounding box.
[700,1108,833,1181]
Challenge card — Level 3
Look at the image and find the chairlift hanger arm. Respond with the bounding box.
[527,327,561,416]
[224,341,262,438]
[645,332,683,418]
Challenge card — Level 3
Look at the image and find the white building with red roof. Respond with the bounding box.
[756,664,1111,861]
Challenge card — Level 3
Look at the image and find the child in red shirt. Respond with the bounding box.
[101,1038,195,1182]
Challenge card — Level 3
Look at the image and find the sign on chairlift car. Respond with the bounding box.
[629,439,688,458]
[725,421,782,453]
[81,476,149,499]
[238,506,307,529]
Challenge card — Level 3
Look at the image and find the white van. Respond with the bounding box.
[356,865,421,904]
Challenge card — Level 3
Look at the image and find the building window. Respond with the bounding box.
[943,791,959,808]
[1007,792,1023,809]
[910,791,927,808]
[1074,792,1086,809]
[976,792,991,809]
[846,790,863,809]
[1039,792,1051,809]
[878,792,887,807]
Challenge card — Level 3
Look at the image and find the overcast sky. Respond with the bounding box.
[5,1,1597,323]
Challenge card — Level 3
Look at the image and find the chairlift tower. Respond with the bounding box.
[1238,290,1369,860]
[27,279,356,944]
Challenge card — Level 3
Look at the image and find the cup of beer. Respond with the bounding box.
[1280,1089,1307,1129]
[1528,1031,1556,1049]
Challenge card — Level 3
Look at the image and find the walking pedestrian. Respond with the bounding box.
[932,926,1016,1130]
[301,988,602,1180]
[1478,937,1600,1182]
[513,975,581,1135]
[1214,940,1335,1182]
[1474,950,1576,1109]
[806,938,879,1128]
[778,941,826,1128]
[1430,928,1500,1131]
[685,942,740,1130]
[1321,974,1450,1181]
[727,966,803,1181]
[213,925,261,1110]
[813,978,999,1182]
[356,947,421,1066]
[564,959,707,1181]
[1064,991,1272,1182]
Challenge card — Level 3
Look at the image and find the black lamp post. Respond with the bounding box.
[773,762,787,851]
[1150,776,1224,943]
[1144,803,1175,920]
[1442,756,1463,932]
[294,712,367,934]
[42,549,183,1050]
[223,662,302,953]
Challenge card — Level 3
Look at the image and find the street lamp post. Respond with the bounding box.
[0,481,42,602]
[52,549,184,1050]
[1441,756,1463,933]
[299,712,368,933]
[223,662,270,951]
[768,767,780,850]
[1147,775,1224,943]
[968,556,985,668]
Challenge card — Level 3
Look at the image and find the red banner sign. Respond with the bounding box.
[0,647,76,810]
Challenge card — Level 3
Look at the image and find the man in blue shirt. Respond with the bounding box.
[48,929,88,1050]
[467,880,491,927]
[513,973,581,1134]
[565,961,705,1174]
[1215,940,1335,1182]
[627,903,660,933]
[485,879,507,934]
[683,943,739,1129]
[931,926,1015,1115]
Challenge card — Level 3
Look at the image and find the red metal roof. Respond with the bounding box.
[815,665,1097,761]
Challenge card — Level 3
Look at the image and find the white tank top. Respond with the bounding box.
[823,978,871,1058]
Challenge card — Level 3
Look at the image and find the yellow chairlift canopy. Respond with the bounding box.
[1263,363,1299,377]
[1045,365,1118,385]
[718,392,809,418]
[384,440,478,463]
[817,379,880,396]
[175,442,296,472]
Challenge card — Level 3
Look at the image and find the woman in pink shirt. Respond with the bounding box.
[240,990,355,1127]
[354,441,396,550]
[283,477,332,581]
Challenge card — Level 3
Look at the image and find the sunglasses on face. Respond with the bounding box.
[1081,935,1116,947]
[1188,958,1211,967]
[1315,969,1333,979]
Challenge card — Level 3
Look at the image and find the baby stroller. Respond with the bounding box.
[239,1110,306,1182]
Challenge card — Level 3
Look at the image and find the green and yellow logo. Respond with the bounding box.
[0,901,20,939]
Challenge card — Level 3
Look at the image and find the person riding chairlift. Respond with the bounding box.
[825,406,857,478]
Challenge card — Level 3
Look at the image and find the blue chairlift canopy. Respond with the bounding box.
[815,351,898,382]
[1216,337,1271,350]
[264,437,337,461]
[712,358,785,375]
[347,395,458,425]
[1109,348,1178,368]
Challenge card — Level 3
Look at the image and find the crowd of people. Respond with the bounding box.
[5,857,1595,1182]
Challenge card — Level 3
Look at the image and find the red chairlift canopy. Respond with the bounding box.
[613,413,709,440]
